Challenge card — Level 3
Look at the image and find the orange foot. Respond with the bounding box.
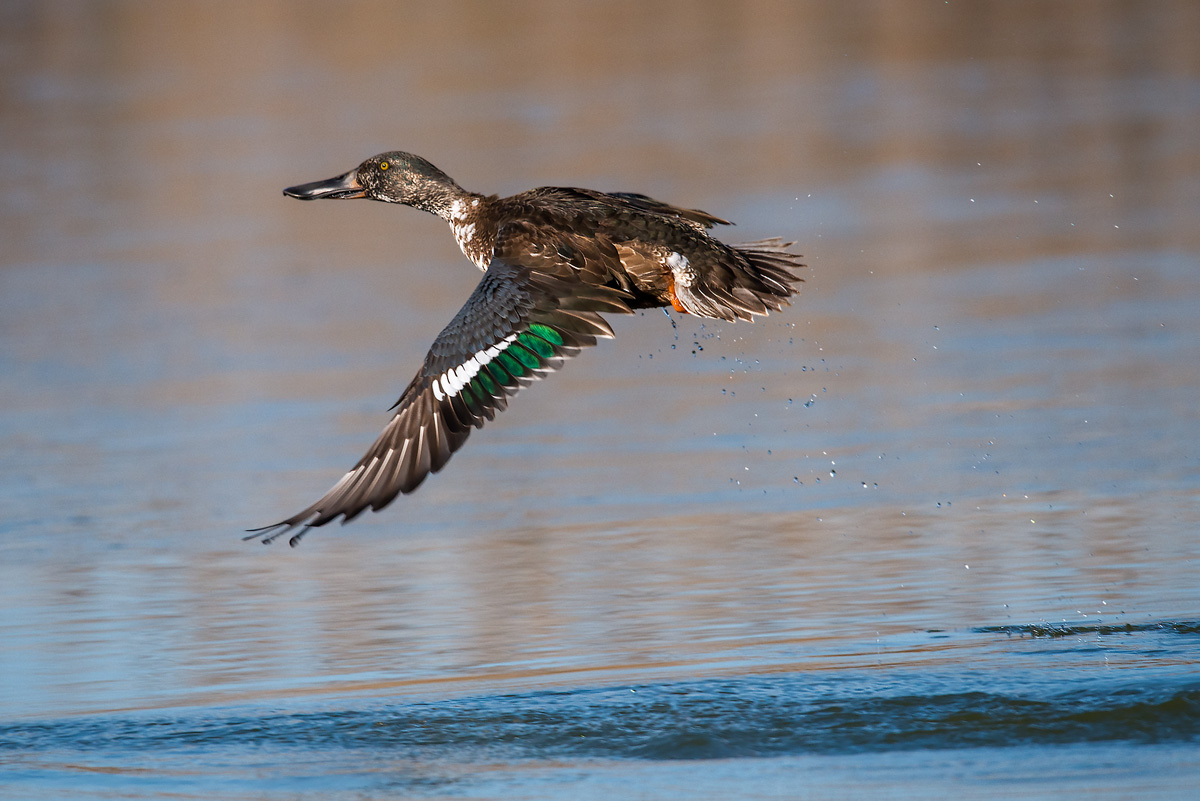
[667,279,688,314]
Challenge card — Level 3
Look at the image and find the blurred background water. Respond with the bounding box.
[1,1,1198,799]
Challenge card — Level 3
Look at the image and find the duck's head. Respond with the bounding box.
[283,151,464,217]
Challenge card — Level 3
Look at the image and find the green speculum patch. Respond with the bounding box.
[509,342,541,369]
[527,323,564,346]
[495,350,526,377]
[518,331,555,359]
[475,367,498,395]
[462,378,483,408]
[485,360,516,386]
[453,326,562,399]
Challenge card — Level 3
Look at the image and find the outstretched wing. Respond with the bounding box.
[248,254,631,546]
[605,191,733,229]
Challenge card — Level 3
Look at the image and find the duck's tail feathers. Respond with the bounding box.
[725,238,806,317]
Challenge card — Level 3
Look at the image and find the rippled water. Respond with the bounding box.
[5,660,1198,798]
[2,1,1198,799]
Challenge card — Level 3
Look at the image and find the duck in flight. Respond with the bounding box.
[250,152,804,545]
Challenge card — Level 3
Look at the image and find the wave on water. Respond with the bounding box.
[977,622,1200,638]
[4,662,1198,762]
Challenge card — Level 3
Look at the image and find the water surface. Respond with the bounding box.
[1,1,1198,798]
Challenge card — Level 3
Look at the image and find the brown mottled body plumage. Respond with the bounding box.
[251,152,804,544]
[448,186,798,321]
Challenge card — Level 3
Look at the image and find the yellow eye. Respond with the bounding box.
[380,161,389,170]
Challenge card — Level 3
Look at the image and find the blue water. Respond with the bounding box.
[5,636,1199,799]
[2,2,1199,799]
